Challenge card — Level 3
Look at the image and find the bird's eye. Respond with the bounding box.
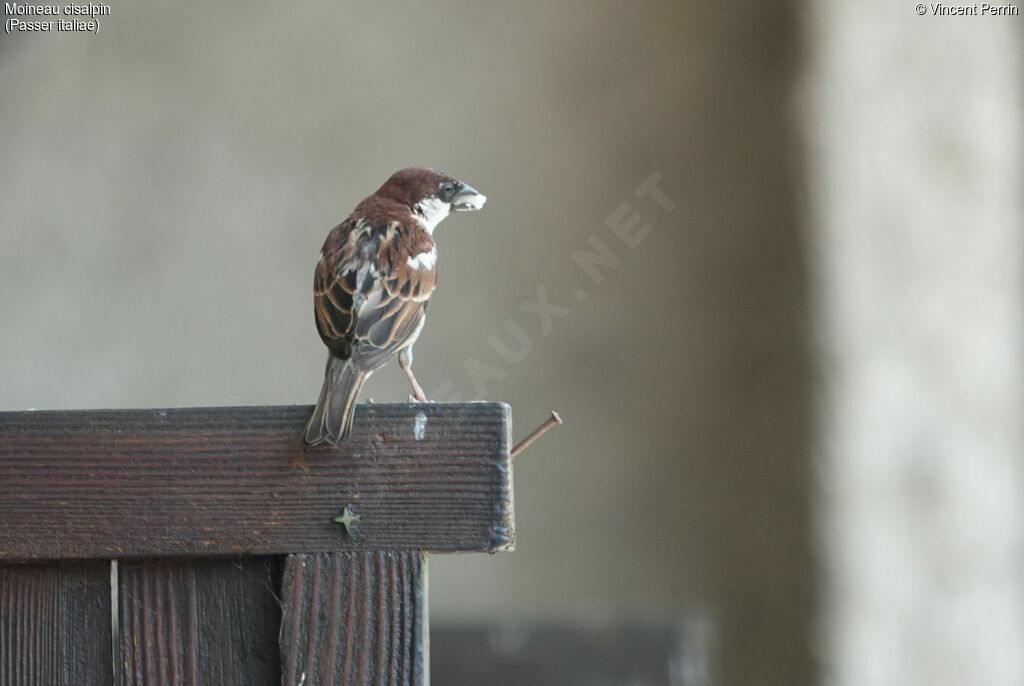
[441,182,455,198]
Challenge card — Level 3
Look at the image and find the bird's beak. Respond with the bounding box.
[452,183,487,212]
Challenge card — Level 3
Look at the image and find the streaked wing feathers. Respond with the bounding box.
[314,216,435,365]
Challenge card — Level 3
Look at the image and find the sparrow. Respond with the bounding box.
[303,167,487,445]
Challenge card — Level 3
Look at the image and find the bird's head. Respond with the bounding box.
[376,167,487,233]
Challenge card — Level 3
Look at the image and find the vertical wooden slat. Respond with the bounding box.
[118,557,281,685]
[0,561,112,686]
[281,551,427,686]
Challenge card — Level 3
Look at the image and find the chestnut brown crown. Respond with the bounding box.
[374,167,487,214]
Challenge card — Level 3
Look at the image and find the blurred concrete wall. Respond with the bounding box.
[807,6,1024,685]
[1,2,812,685]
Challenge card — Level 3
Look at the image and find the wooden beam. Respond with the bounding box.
[279,552,427,686]
[118,557,282,685]
[0,403,513,560]
[0,561,113,686]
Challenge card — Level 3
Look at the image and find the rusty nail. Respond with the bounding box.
[511,411,563,460]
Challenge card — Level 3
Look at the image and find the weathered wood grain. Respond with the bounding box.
[0,561,112,686]
[118,557,282,686]
[280,552,427,686]
[0,403,513,560]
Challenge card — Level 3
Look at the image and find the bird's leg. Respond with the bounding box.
[398,347,428,403]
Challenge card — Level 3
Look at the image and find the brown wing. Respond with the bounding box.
[314,217,436,370]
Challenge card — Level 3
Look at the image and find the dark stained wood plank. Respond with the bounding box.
[0,561,112,686]
[118,557,282,686]
[431,617,714,686]
[0,403,514,560]
[280,552,427,686]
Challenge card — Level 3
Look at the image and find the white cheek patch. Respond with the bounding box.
[406,246,437,271]
[412,197,450,234]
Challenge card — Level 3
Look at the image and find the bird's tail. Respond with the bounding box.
[303,356,367,445]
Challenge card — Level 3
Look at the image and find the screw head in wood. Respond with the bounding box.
[333,504,361,534]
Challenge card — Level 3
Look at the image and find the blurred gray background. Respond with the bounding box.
[2,2,1020,685]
